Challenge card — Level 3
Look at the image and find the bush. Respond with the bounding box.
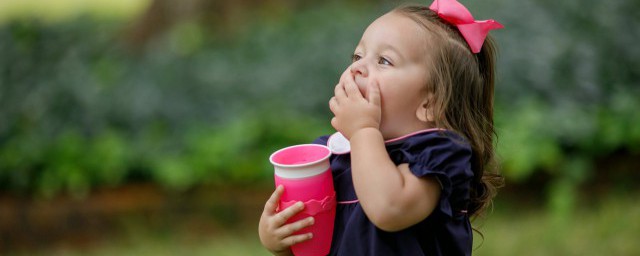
[0,2,368,197]
[0,0,638,202]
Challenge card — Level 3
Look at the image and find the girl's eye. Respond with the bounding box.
[351,54,362,63]
[378,57,392,65]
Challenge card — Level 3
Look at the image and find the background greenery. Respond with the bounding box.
[1,0,639,255]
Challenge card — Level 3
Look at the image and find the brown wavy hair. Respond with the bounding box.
[394,5,504,219]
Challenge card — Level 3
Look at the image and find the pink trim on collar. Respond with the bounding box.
[337,199,359,204]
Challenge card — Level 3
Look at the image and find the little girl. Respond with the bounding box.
[259,0,504,255]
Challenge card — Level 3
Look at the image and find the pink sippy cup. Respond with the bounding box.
[269,144,336,256]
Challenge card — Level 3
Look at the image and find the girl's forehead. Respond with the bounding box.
[359,12,430,61]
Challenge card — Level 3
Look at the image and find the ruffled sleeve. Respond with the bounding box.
[388,131,474,218]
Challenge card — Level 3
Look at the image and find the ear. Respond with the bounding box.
[415,94,435,123]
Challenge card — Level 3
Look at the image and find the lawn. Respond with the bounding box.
[10,191,638,256]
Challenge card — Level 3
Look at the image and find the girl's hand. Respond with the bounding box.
[258,185,315,256]
[329,69,382,139]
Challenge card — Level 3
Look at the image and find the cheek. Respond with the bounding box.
[379,84,424,117]
[379,90,409,119]
[375,73,424,109]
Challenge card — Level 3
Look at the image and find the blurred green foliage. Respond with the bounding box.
[488,0,640,216]
[0,1,371,197]
[0,0,639,207]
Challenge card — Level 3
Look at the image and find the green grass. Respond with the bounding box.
[473,193,640,256]
[0,0,149,24]
[12,193,640,256]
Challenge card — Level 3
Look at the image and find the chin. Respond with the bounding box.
[379,129,399,141]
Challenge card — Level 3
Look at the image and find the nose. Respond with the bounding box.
[350,59,368,78]
[349,61,368,96]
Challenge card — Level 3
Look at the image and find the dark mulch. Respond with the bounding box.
[0,182,273,253]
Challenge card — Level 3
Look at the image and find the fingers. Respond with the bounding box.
[335,68,351,99]
[339,68,351,84]
[343,73,362,99]
[329,96,338,111]
[330,117,339,130]
[263,186,307,227]
[263,185,284,216]
[367,79,381,106]
[259,186,316,251]
[274,201,305,226]
[334,82,347,100]
[280,232,314,247]
[276,216,314,238]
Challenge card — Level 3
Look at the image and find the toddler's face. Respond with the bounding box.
[350,11,434,139]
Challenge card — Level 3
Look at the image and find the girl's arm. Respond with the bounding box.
[350,127,441,232]
[329,69,440,232]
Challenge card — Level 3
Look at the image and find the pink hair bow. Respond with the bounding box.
[429,0,503,53]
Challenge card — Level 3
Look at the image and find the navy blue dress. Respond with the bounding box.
[312,129,474,256]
